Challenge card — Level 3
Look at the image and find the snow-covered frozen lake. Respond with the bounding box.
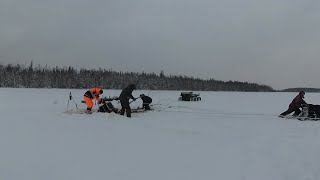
[1,88,320,180]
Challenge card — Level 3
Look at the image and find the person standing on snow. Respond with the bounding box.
[119,84,137,118]
[279,91,307,117]
[83,87,103,114]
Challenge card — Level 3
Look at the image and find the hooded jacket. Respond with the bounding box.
[84,87,103,101]
[289,92,306,109]
[119,84,135,101]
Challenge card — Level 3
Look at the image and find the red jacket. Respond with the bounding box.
[84,87,102,101]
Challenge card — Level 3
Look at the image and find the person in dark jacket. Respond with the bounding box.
[279,91,307,117]
[119,84,137,117]
[139,94,152,110]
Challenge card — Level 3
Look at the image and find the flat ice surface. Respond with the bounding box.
[1,88,320,180]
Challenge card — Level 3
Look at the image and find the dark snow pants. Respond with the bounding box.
[280,106,301,116]
[143,103,151,110]
[119,100,131,117]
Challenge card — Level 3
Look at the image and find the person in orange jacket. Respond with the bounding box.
[83,87,103,114]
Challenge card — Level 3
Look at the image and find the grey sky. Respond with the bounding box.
[1,0,320,89]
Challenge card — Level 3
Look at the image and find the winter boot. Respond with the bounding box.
[119,109,125,115]
[126,110,131,118]
[85,108,92,114]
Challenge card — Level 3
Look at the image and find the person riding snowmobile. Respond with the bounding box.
[279,91,307,117]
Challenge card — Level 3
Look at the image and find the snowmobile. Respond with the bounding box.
[283,104,320,121]
[90,96,151,114]
[77,96,119,114]
[299,104,320,120]
[178,92,201,101]
[97,96,119,113]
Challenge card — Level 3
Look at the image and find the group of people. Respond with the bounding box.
[82,85,310,118]
[83,84,152,118]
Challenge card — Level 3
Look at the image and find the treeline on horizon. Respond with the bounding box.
[0,62,274,92]
[280,88,320,93]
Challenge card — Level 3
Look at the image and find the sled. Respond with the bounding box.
[64,109,92,115]
[131,107,147,113]
[280,104,320,121]
[280,115,320,121]
[65,107,151,115]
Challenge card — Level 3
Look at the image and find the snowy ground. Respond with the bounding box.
[1,88,320,180]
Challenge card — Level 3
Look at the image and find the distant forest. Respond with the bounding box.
[0,62,274,92]
[280,88,320,93]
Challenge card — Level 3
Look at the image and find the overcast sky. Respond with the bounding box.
[1,0,319,89]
